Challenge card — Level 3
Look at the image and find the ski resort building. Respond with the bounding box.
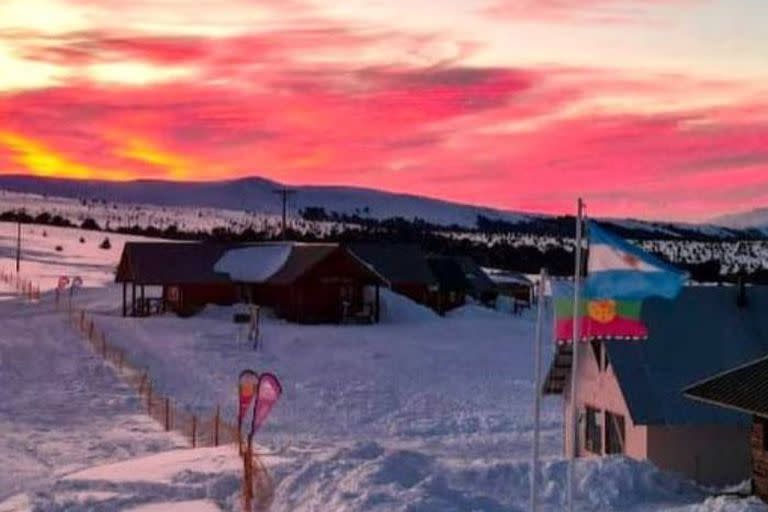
[116,241,387,323]
[452,256,498,307]
[543,285,768,486]
[346,242,438,307]
[684,356,768,502]
[216,243,387,324]
[116,242,239,317]
[426,256,472,314]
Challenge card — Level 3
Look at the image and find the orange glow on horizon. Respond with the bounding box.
[0,132,134,181]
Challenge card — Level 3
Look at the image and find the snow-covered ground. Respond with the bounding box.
[0,274,184,506]
[0,221,766,511]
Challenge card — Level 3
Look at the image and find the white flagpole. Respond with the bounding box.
[530,267,548,512]
[567,198,585,512]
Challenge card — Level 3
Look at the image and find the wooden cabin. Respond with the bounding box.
[485,268,534,309]
[544,285,768,486]
[684,356,768,502]
[115,242,239,317]
[426,256,471,314]
[347,242,438,307]
[452,256,498,307]
[215,243,387,324]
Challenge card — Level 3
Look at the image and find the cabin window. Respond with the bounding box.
[585,406,602,454]
[605,411,626,455]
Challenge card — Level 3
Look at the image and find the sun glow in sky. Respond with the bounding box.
[0,0,767,220]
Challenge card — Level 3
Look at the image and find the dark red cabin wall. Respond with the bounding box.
[173,283,239,308]
[262,249,381,323]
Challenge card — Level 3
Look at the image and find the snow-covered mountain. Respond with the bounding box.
[0,175,537,229]
[0,174,755,240]
[712,208,768,234]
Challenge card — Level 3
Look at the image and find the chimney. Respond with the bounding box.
[736,275,747,309]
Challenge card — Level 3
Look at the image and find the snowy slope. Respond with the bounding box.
[0,175,535,229]
[0,282,183,504]
[713,208,768,234]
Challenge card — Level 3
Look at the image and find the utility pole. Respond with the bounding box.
[15,210,22,273]
[272,188,296,240]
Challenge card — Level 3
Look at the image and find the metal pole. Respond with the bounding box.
[16,217,21,273]
[281,191,287,240]
[567,198,585,512]
[530,267,548,512]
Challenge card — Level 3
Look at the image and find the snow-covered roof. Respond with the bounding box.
[214,244,292,283]
[482,268,532,287]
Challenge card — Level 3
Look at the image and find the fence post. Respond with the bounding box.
[192,416,197,448]
[214,405,220,447]
[139,371,147,395]
[147,381,153,415]
[164,397,170,431]
[88,321,95,341]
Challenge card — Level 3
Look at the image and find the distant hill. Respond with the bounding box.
[0,174,535,229]
[712,208,768,235]
[0,174,755,240]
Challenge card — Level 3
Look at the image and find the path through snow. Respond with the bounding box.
[0,286,183,504]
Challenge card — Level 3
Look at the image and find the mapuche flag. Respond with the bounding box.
[554,297,648,344]
[554,221,685,344]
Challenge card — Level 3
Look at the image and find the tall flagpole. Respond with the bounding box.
[530,267,548,512]
[567,198,585,512]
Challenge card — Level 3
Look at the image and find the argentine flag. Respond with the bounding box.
[584,221,686,300]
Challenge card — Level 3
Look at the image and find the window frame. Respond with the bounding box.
[584,405,603,455]
[605,411,626,455]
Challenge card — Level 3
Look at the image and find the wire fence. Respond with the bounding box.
[2,269,275,510]
[0,269,41,300]
[68,307,240,448]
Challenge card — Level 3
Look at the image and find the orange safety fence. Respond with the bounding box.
[1,269,273,509]
[69,308,241,448]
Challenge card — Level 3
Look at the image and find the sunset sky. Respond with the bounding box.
[1,0,767,221]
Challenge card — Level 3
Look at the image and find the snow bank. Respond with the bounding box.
[447,303,511,320]
[378,288,438,323]
[214,244,292,282]
[272,446,720,511]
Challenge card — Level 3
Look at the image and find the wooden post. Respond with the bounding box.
[192,416,197,448]
[214,405,220,447]
[243,439,254,511]
[88,321,95,340]
[131,283,136,317]
[122,282,127,317]
[147,381,153,414]
[164,397,171,431]
[375,284,381,323]
[139,371,148,395]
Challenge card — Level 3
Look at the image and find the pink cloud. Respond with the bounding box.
[1,56,767,221]
[483,0,700,23]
